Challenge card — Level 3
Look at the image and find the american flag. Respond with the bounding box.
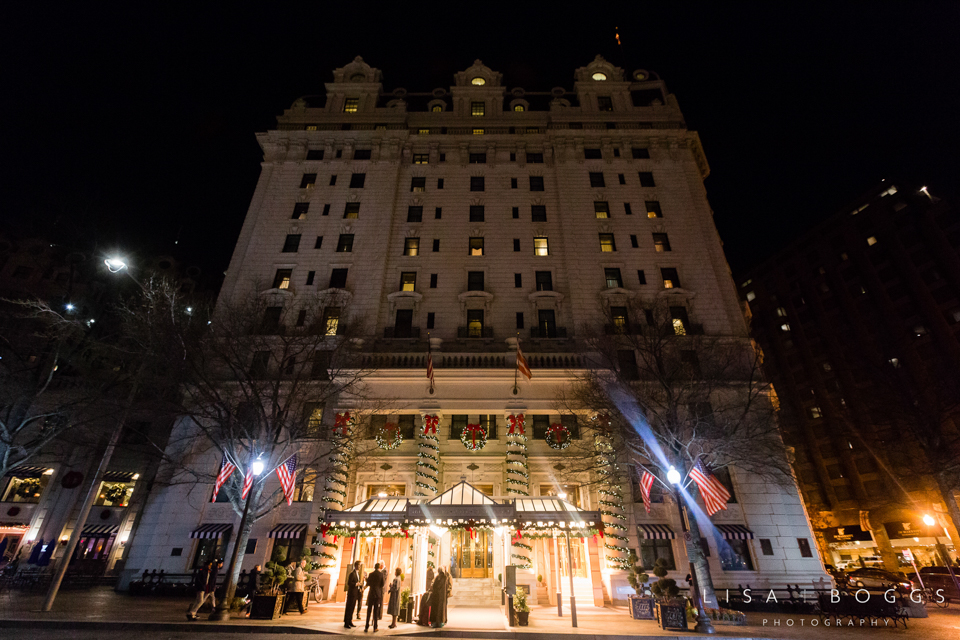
[212,455,236,502]
[240,469,253,500]
[426,342,435,389]
[276,454,298,505]
[639,470,655,514]
[689,459,731,516]
[516,343,532,380]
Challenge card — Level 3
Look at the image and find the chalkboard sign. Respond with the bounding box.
[629,595,655,620]
[656,602,688,630]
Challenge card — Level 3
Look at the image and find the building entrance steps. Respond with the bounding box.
[449,577,501,606]
[556,575,596,604]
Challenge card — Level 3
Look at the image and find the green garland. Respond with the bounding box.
[460,424,487,451]
[415,419,440,497]
[313,412,355,568]
[506,415,532,568]
[593,424,631,571]
[375,423,403,450]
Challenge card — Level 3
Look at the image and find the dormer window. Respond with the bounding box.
[343,98,359,113]
[471,77,486,86]
[432,105,442,113]
[592,72,607,81]
[513,104,525,112]
[471,102,485,117]
[350,73,365,82]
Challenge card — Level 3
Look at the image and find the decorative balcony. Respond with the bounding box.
[457,326,494,339]
[383,326,421,340]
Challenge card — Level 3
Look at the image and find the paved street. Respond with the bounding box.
[2,587,960,638]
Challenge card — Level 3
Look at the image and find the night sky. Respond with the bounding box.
[4,4,958,278]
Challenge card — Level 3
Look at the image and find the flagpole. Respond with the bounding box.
[513,333,520,395]
[674,463,715,634]
[427,332,434,395]
[211,461,261,620]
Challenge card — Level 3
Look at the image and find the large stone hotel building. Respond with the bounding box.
[121,56,828,605]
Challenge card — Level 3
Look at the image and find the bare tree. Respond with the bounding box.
[557,299,790,606]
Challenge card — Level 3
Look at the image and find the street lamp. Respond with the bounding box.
[104,257,128,273]
[669,464,715,634]
[923,514,960,597]
[211,456,265,621]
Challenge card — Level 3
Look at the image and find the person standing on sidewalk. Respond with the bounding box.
[344,560,361,628]
[364,561,385,632]
[355,562,366,620]
[386,567,401,629]
[186,559,221,620]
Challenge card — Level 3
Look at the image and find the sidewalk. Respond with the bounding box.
[2,587,959,639]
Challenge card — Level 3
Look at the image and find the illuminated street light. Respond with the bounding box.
[251,459,265,476]
[923,514,935,527]
[65,303,75,311]
[667,466,681,485]
[104,257,128,273]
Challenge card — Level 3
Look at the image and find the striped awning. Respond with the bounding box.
[638,524,676,540]
[103,471,136,482]
[715,524,754,540]
[81,524,119,537]
[190,523,233,539]
[269,523,308,539]
[5,466,48,478]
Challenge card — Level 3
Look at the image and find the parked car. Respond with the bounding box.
[917,567,960,600]
[845,568,912,591]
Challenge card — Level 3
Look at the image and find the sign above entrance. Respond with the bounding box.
[883,521,926,540]
[822,525,873,543]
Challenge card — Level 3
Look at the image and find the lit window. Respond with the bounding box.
[404,238,420,256]
[592,72,607,81]
[343,203,360,219]
[1,473,51,503]
[780,323,791,332]
[273,269,292,290]
[343,98,359,113]
[599,234,616,252]
[471,102,485,116]
[471,77,486,86]
[469,237,484,256]
[300,173,317,189]
[411,177,426,192]
[646,201,663,218]
[661,268,680,289]
[418,128,430,136]
[431,105,442,113]
[473,128,485,135]
[809,407,822,419]
[400,272,416,292]
[336,234,354,252]
[889,357,900,368]
[413,154,429,164]
[745,291,756,302]
[594,202,610,219]
[305,125,318,131]
[322,307,340,335]
[670,307,689,335]
[534,237,549,256]
[514,104,525,112]
[653,233,671,252]
[867,236,878,246]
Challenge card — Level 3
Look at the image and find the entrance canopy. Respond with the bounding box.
[325,480,600,532]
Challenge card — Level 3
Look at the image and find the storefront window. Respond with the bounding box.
[193,535,228,569]
[640,538,675,570]
[271,535,305,564]
[2,473,51,503]
[95,481,135,507]
[716,537,754,571]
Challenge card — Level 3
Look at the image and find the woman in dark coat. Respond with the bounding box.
[387,567,401,628]
[429,567,448,627]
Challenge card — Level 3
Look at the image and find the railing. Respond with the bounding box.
[530,326,567,339]
[457,326,495,339]
[357,352,583,370]
[383,326,421,339]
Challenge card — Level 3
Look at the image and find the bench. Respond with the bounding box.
[817,592,909,629]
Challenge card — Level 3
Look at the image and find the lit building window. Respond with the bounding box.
[534,237,549,256]
[471,101,485,116]
[413,154,429,164]
[809,407,822,419]
[343,98,359,113]
[418,128,430,136]
[322,307,340,335]
[592,72,607,81]
[745,291,756,302]
[469,237,484,256]
[473,128,485,135]
[400,272,416,292]
[273,269,292,290]
[599,234,616,252]
[471,77,486,86]
[776,307,787,317]
[867,236,878,246]
[403,238,420,256]
[780,323,791,332]
[514,104,525,112]
[431,105,442,113]
[594,202,610,219]
[661,268,680,289]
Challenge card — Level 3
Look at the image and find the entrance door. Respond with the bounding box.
[558,536,588,579]
[452,530,491,578]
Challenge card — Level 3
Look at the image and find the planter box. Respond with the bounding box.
[516,610,530,626]
[251,594,285,620]
[656,602,687,631]
[398,600,414,622]
[629,595,656,620]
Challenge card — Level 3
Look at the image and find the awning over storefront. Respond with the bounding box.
[638,523,676,540]
[341,498,413,525]
[822,525,873,544]
[190,523,232,539]
[81,524,119,537]
[4,466,48,478]
[102,471,137,482]
[715,524,754,540]
[269,523,308,539]
[0,523,30,533]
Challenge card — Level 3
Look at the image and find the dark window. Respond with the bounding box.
[250,351,270,377]
[305,271,315,286]
[282,234,301,253]
[511,178,518,189]
[322,204,330,216]
[343,202,360,219]
[613,148,620,157]
[589,172,605,188]
[470,176,485,191]
[407,206,423,222]
[171,548,183,557]
[529,176,544,191]
[306,149,324,160]
[470,205,485,222]
[584,148,602,160]
[618,174,626,185]
[272,269,293,289]
[403,238,420,256]
[439,154,445,162]
[532,415,550,439]
[300,174,317,188]
[760,539,774,556]
[516,312,524,329]
[630,235,639,248]
[624,203,633,215]
[512,207,519,219]
[329,269,348,289]
[394,310,414,337]
[537,309,557,337]
[670,306,690,335]
[604,268,623,289]
[398,415,417,440]
[513,239,521,252]
[467,271,484,291]
[594,202,610,218]
[597,96,613,111]
[510,153,516,161]
[618,350,639,380]
[430,274,438,288]
[411,177,426,192]
[531,205,546,221]
[716,535,753,571]
[432,239,440,252]
[451,415,467,440]
[261,306,282,333]
[599,233,616,252]
[426,312,435,329]
[435,207,442,219]
[353,149,371,160]
[632,148,650,159]
[514,273,522,288]
[681,350,702,377]
[639,538,675,570]
[314,236,323,249]
[480,415,497,439]
[469,153,487,164]
[611,306,629,333]
[560,414,580,439]
[797,538,813,558]
[292,203,309,219]
[535,271,553,291]
[437,178,444,189]
[638,171,655,187]
[527,153,543,163]
[646,201,662,218]
[469,237,484,256]
[329,174,337,186]
[653,233,671,252]
[296,309,307,326]
[336,234,354,252]
[399,272,416,292]
[466,309,484,337]
[662,268,681,289]
[349,173,366,188]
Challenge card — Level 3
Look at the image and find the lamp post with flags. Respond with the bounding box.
[668,462,716,635]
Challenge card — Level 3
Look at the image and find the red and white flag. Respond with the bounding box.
[212,455,236,502]
[276,454,298,505]
[689,459,731,516]
[240,468,253,500]
[426,342,435,389]
[639,470,655,514]
[516,343,532,380]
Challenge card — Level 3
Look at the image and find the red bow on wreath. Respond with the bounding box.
[423,415,439,434]
[465,423,484,448]
[334,412,352,436]
[402,528,409,539]
[320,524,330,538]
[384,422,399,437]
[547,423,566,444]
[507,414,525,435]
[333,535,338,543]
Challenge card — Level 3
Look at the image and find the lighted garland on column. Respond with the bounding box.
[593,414,631,571]
[415,414,440,497]
[313,411,355,569]
[505,413,532,569]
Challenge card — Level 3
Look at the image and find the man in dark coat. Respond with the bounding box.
[344,560,361,628]
[364,562,385,632]
[429,567,448,627]
[379,565,388,620]
[355,563,365,620]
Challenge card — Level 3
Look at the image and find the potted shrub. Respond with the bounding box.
[398,588,412,622]
[251,562,288,620]
[650,558,687,631]
[513,588,530,626]
[626,551,655,620]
